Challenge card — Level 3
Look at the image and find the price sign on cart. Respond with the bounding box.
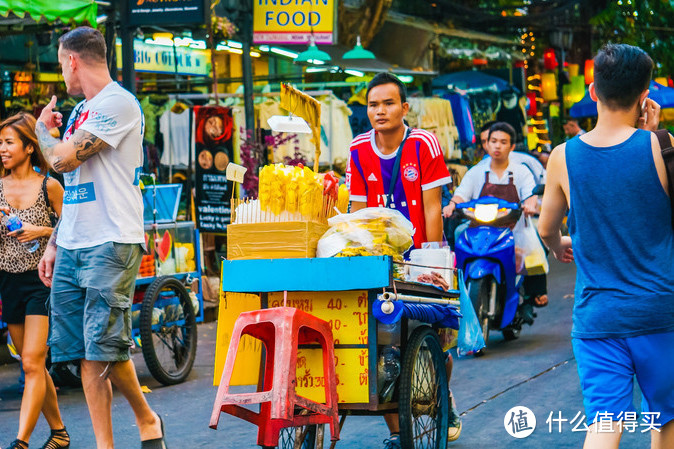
[268,290,370,404]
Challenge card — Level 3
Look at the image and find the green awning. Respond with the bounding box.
[0,0,98,27]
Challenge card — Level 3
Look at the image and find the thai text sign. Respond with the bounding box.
[253,0,336,45]
[214,290,370,404]
[115,40,210,76]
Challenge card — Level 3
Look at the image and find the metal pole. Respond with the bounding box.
[380,292,459,307]
[104,3,117,80]
[241,5,255,139]
[119,1,136,94]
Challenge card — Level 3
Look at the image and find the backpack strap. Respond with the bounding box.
[654,129,674,228]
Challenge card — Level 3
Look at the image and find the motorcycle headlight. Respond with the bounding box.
[474,203,499,223]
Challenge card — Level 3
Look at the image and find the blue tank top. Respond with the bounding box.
[566,129,674,339]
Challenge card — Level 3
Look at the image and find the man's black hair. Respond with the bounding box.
[480,121,497,134]
[488,122,516,146]
[59,26,106,64]
[366,73,407,103]
[594,43,653,110]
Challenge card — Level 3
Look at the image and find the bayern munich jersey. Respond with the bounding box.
[346,127,452,248]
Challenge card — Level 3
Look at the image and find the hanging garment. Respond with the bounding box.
[159,105,192,167]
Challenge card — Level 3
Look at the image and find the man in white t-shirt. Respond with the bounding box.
[34,27,167,448]
[445,122,543,323]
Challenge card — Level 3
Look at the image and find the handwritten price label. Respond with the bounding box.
[296,347,369,404]
[269,291,368,344]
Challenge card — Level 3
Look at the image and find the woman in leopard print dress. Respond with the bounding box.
[0,113,70,449]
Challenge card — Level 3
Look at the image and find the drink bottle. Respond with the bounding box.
[2,212,40,253]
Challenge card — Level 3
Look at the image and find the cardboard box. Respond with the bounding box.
[227,221,328,260]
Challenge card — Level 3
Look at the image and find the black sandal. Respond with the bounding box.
[40,428,70,449]
[8,439,29,449]
[140,415,167,449]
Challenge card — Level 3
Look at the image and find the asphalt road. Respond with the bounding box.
[0,259,655,448]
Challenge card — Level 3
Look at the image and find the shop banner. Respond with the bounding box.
[115,39,210,77]
[253,0,336,45]
[193,106,234,233]
[125,0,208,26]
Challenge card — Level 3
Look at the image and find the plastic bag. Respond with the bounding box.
[457,271,486,358]
[316,207,414,258]
[513,216,549,275]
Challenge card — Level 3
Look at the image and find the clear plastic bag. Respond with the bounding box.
[513,216,549,275]
[316,207,414,258]
[457,271,486,358]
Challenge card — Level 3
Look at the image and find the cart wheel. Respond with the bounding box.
[276,425,318,449]
[139,276,197,385]
[399,326,449,449]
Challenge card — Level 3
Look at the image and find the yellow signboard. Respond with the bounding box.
[253,0,336,45]
[214,289,370,405]
[115,40,210,76]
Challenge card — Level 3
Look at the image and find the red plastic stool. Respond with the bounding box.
[210,306,340,447]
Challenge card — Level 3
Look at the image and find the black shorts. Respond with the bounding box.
[0,270,50,324]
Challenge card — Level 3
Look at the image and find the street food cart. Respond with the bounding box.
[213,256,460,449]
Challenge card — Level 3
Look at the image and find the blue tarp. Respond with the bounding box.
[432,71,515,93]
[570,81,674,118]
[372,299,462,330]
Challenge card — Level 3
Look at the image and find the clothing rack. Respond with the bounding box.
[166,90,339,168]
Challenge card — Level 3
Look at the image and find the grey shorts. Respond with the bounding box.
[49,242,142,363]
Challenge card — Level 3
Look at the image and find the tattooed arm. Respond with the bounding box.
[36,95,113,174]
[35,122,112,173]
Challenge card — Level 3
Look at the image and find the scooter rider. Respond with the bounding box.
[445,122,540,323]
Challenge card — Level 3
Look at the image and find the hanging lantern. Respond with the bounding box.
[526,92,538,116]
[541,73,558,101]
[567,63,579,78]
[543,48,558,70]
[472,58,488,66]
[570,75,585,103]
[585,59,594,85]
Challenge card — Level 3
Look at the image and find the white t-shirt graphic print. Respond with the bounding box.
[57,82,145,250]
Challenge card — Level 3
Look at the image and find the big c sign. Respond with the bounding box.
[253,0,336,45]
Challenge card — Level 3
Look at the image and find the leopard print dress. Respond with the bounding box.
[0,178,52,273]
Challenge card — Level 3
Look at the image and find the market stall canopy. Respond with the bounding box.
[569,81,674,118]
[432,70,516,93]
[366,10,518,71]
[0,0,98,31]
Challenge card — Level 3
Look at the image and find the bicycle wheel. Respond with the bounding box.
[399,326,449,449]
[276,424,318,449]
[139,276,197,385]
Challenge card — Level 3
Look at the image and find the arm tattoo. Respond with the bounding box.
[70,130,113,162]
[35,121,60,162]
[48,218,60,248]
[36,125,113,174]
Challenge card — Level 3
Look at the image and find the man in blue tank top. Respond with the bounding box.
[539,44,674,448]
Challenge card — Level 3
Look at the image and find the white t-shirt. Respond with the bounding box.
[453,161,536,204]
[58,82,145,250]
[478,151,546,184]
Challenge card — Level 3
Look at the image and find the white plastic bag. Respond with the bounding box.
[513,216,549,275]
[316,207,414,258]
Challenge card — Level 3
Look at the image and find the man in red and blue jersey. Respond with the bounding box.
[347,73,460,447]
[347,73,451,249]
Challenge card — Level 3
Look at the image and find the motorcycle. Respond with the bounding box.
[453,196,526,354]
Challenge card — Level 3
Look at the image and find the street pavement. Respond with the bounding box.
[0,259,656,448]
